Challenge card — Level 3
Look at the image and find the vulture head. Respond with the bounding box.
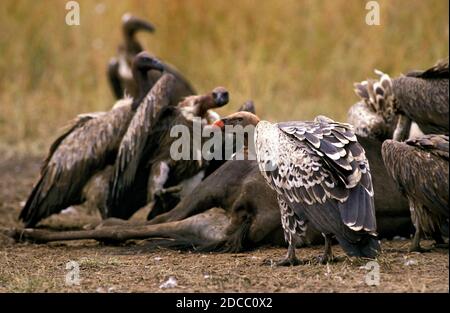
[131,52,164,102]
[238,100,256,114]
[122,13,155,38]
[213,111,261,129]
[132,52,164,75]
[179,87,229,120]
[211,87,229,108]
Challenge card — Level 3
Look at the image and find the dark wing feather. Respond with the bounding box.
[382,136,449,217]
[19,103,133,227]
[259,119,375,233]
[109,74,176,206]
[406,57,449,79]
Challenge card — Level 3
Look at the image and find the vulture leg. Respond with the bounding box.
[393,114,412,141]
[263,197,304,266]
[409,226,429,252]
[146,161,171,219]
[409,203,432,253]
[317,233,334,264]
[279,242,303,266]
[431,230,448,248]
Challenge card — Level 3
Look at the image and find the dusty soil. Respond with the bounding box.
[0,152,448,293]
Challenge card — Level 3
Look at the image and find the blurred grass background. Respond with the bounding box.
[0,0,448,154]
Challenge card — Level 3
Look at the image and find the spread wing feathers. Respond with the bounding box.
[19,101,133,227]
[361,64,449,135]
[110,74,176,204]
[406,57,449,79]
[382,137,449,217]
[353,70,395,123]
[347,101,396,140]
[257,118,375,233]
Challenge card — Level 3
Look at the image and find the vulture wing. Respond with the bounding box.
[256,118,376,234]
[19,101,133,227]
[382,135,449,217]
[109,74,176,208]
[406,57,449,79]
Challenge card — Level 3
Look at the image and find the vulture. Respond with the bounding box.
[106,87,230,220]
[19,52,165,227]
[10,137,414,250]
[382,134,449,252]
[353,58,449,141]
[108,13,196,102]
[214,112,380,265]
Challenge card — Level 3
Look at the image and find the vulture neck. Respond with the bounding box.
[123,31,143,55]
[131,68,151,110]
[195,96,215,119]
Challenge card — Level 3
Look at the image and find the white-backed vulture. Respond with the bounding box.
[108,13,196,103]
[106,87,229,220]
[19,53,164,227]
[214,112,380,265]
[382,134,449,252]
[353,58,449,141]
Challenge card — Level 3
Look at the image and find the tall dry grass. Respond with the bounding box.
[0,0,448,154]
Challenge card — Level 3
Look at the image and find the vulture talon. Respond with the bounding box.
[262,257,303,267]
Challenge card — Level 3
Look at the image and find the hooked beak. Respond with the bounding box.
[123,13,156,34]
[151,58,165,72]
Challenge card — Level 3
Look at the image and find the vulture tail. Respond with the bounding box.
[335,233,380,259]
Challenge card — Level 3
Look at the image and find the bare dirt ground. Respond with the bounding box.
[0,152,448,293]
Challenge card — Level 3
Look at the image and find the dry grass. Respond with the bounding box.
[0,151,448,293]
[0,0,448,153]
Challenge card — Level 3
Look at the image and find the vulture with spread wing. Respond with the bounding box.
[215,112,380,265]
[106,87,229,220]
[382,134,449,252]
[353,58,448,141]
[19,53,164,227]
[108,13,196,102]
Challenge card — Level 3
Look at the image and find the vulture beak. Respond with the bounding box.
[122,13,156,34]
[134,19,156,33]
[151,58,165,72]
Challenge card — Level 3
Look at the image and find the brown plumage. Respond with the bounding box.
[19,53,164,227]
[382,134,449,251]
[215,112,380,265]
[354,58,449,141]
[108,13,196,102]
[106,87,229,220]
